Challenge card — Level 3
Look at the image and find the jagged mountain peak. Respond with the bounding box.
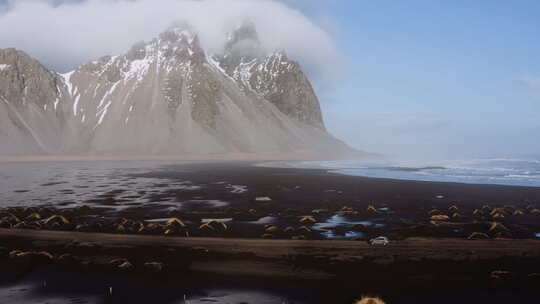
[159,23,198,44]
[0,47,62,107]
[224,20,262,59]
[0,25,353,157]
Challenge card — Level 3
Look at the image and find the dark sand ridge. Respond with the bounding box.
[1,228,540,280]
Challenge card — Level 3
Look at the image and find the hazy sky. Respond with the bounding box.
[1,0,539,160]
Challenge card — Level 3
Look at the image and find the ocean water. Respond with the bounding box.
[285,157,540,187]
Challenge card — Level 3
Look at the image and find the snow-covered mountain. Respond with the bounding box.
[0,23,354,157]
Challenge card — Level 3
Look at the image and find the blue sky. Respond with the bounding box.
[284,0,540,159]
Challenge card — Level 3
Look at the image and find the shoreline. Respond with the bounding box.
[0,152,370,164]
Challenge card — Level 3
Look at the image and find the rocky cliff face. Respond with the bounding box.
[0,48,69,155]
[214,21,325,130]
[0,23,352,157]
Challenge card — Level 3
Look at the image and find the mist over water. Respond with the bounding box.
[286,156,540,187]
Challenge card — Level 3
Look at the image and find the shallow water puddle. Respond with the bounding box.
[312,215,384,239]
[255,196,272,202]
[201,218,233,223]
[245,216,277,225]
[227,184,248,193]
[188,290,294,304]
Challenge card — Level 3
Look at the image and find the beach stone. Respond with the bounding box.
[468,232,490,240]
[144,261,164,272]
[261,233,274,239]
[299,215,316,224]
[291,235,306,240]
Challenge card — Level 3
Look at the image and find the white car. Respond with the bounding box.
[369,236,389,246]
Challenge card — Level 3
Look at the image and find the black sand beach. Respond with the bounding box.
[1,161,540,303]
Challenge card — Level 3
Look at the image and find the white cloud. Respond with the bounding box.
[0,0,341,86]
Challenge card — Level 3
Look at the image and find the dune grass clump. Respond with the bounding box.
[490,208,508,216]
[472,209,483,216]
[513,209,524,216]
[366,205,379,213]
[354,296,386,304]
[299,216,316,224]
[428,209,441,215]
[489,222,509,233]
[468,232,490,240]
[530,208,540,214]
[430,215,450,221]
